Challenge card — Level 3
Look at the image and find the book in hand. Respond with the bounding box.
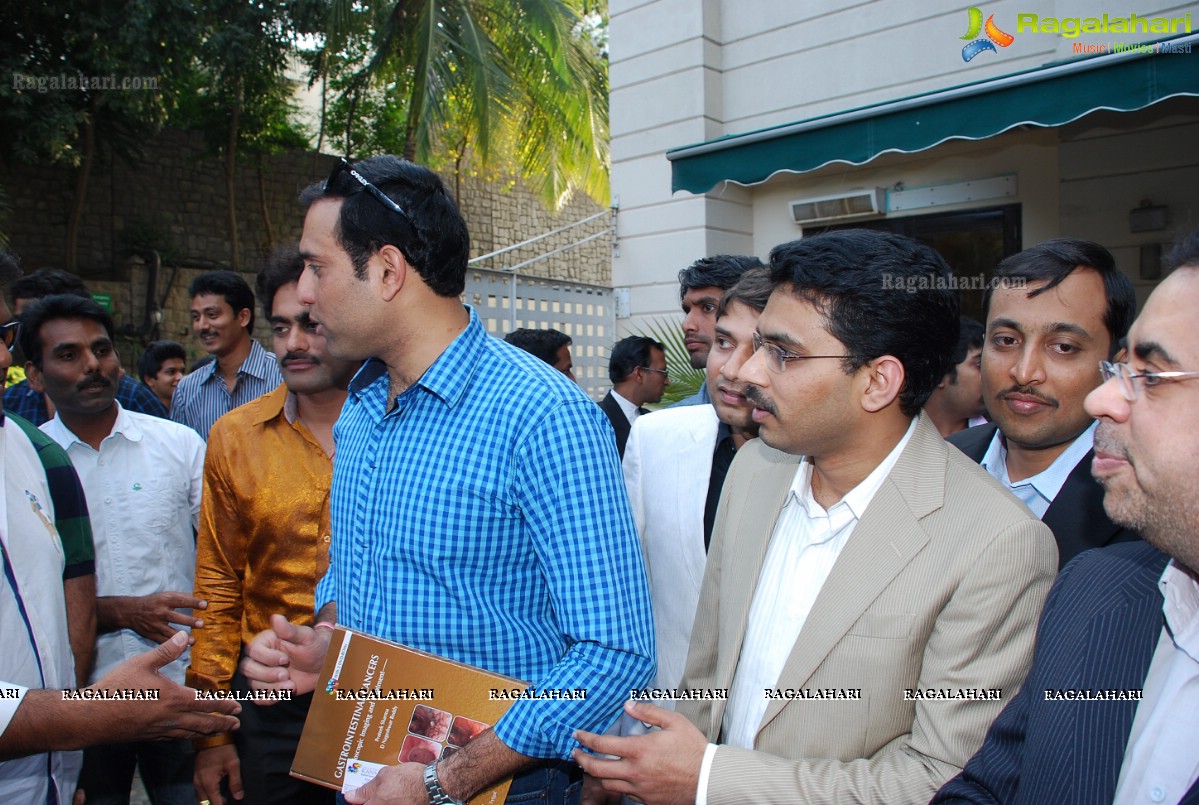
[290,626,526,804]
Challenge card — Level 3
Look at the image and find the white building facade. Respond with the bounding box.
[610,0,1199,336]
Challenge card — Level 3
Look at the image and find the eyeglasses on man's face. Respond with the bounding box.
[751,332,845,374]
[639,366,669,379]
[1,321,19,353]
[1098,360,1199,402]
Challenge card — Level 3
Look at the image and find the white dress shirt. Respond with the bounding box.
[1113,561,1199,805]
[42,404,204,683]
[697,418,918,804]
[611,389,643,424]
[979,421,1096,518]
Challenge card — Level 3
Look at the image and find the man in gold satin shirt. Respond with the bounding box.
[187,246,360,805]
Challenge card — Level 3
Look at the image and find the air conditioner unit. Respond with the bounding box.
[789,189,885,225]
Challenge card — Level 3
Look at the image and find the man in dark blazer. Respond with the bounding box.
[934,231,1199,805]
[948,238,1139,566]
[599,336,668,458]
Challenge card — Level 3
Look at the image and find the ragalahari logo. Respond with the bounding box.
[960,7,1015,61]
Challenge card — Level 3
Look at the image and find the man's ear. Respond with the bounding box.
[376,244,409,302]
[860,355,905,413]
[25,362,44,392]
[236,307,252,330]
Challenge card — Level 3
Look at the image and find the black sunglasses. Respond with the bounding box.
[1,320,19,352]
[326,158,412,222]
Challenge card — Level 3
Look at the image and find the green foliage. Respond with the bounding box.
[634,318,707,405]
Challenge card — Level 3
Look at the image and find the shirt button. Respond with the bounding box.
[104,497,113,504]
[1150,787,1165,802]
[323,534,331,543]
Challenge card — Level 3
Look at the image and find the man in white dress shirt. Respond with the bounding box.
[23,294,207,805]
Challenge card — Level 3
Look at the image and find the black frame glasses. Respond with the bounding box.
[751,333,845,373]
[1,320,19,352]
[326,158,412,224]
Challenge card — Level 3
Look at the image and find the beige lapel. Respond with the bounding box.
[756,415,948,734]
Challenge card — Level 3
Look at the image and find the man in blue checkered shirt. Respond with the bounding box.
[243,156,655,805]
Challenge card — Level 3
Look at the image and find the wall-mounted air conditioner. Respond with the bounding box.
[789,189,885,225]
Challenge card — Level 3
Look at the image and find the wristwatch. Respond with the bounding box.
[423,762,465,805]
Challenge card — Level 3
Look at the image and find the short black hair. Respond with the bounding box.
[504,328,572,365]
[609,335,664,384]
[0,252,21,293]
[189,270,256,333]
[138,340,187,383]
[717,267,774,317]
[11,268,90,303]
[678,255,764,300]
[946,317,985,382]
[300,156,470,298]
[768,230,960,417]
[18,294,115,369]
[1165,228,1199,272]
[255,245,305,321]
[983,238,1134,356]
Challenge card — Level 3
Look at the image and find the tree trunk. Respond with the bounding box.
[257,154,274,253]
[225,79,242,271]
[65,103,97,273]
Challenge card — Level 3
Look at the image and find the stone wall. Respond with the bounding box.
[4,126,611,372]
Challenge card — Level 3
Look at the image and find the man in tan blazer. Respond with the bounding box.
[575,230,1057,805]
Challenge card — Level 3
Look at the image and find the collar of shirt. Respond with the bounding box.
[1160,560,1199,664]
[787,415,920,526]
[715,419,732,443]
[42,401,142,449]
[980,421,1097,515]
[347,306,483,413]
[197,339,279,385]
[611,389,641,423]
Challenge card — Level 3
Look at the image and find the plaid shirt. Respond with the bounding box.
[317,308,655,760]
[4,374,167,426]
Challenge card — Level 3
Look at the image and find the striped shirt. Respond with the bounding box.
[170,339,282,440]
[316,308,655,760]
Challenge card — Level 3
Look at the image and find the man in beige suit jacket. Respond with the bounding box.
[576,230,1057,805]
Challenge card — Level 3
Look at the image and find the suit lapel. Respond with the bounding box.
[1042,450,1121,557]
[676,409,719,593]
[757,416,945,733]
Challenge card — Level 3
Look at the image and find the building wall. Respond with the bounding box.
[610,0,1195,339]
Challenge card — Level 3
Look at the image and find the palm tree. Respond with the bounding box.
[315,0,609,208]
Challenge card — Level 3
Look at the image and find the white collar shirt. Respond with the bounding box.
[41,404,205,683]
[611,389,642,424]
[979,421,1096,519]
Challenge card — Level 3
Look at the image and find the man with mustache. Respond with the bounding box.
[618,268,769,731]
[933,231,1199,804]
[189,246,358,805]
[673,255,764,407]
[950,239,1140,566]
[171,270,283,439]
[22,294,207,803]
[576,230,1056,804]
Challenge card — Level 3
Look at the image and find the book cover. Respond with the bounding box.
[291,626,526,804]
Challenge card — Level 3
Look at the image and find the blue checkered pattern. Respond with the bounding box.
[317,308,655,760]
[4,374,167,425]
[170,339,282,439]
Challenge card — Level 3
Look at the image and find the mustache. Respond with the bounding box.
[282,352,319,366]
[76,373,112,392]
[1092,424,1130,461]
[744,384,776,415]
[996,385,1058,407]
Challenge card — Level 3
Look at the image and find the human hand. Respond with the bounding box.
[90,631,240,741]
[240,613,329,697]
[101,591,205,643]
[573,701,705,805]
[194,743,243,804]
[343,761,426,804]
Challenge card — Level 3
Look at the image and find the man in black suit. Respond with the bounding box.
[949,238,1139,566]
[933,230,1199,805]
[600,336,668,457]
